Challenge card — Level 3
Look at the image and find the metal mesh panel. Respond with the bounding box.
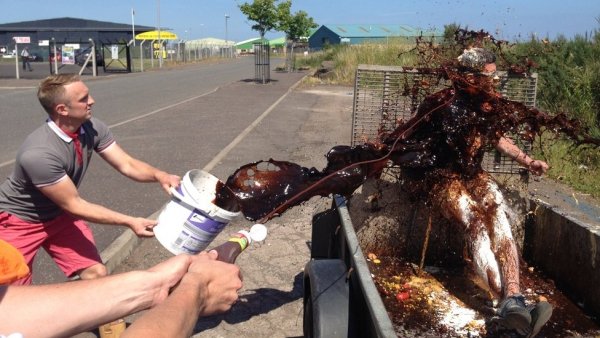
[254,41,270,84]
[351,64,538,175]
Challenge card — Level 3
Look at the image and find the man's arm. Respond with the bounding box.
[496,137,549,175]
[0,255,192,338]
[38,177,156,236]
[99,143,180,194]
[122,251,242,338]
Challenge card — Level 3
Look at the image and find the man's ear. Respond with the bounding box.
[55,103,68,116]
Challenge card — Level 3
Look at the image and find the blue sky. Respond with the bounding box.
[0,0,598,42]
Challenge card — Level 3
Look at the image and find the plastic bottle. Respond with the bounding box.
[211,224,267,263]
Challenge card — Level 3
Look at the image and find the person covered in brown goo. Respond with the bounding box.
[383,47,554,336]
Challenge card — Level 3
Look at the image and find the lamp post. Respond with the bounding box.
[225,14,230,45]
[157,0,162,68]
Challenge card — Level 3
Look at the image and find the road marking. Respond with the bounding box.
[202,77,305,172]
[0,87,220,169]
[108,87,219,129]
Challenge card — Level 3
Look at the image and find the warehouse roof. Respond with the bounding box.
[0,17,154,31]
[319,24,441,37]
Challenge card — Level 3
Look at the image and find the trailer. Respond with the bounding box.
[303,195,396,338]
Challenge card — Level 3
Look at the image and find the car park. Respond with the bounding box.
[49,50,61,63]
[75,50,104,66]
[29,53,43,62]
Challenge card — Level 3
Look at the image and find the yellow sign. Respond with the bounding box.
[135,30,178,40]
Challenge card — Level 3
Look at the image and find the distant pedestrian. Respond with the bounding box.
[20,47,32,71]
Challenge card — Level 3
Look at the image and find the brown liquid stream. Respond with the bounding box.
[215,67,598,223]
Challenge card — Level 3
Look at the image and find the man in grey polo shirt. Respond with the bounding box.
[0,74,181,285]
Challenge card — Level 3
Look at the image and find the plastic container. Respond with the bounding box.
[154,170,241,255]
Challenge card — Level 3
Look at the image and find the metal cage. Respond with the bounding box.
[351,64,538,175]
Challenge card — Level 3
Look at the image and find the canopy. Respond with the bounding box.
[136,30,178,40]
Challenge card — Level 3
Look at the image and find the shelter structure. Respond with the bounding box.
[235,37,265,54]
[308,24,442,50]
[0,17,154,54]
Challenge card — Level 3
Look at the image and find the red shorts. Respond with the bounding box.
[0,211,102,285]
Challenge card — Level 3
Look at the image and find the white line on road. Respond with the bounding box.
[108,87,219,129]
[202,77,305,172]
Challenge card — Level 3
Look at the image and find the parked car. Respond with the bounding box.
[29,53,43,62]
[75,50,104,66]
[49,50,61,63]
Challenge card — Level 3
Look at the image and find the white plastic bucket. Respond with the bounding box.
[154,169,240,255]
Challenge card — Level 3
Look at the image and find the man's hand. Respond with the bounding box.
[529,159,549,176]
[156,171,181,195]
[146,255,193,306]
[185,251,243,316]
[128,217,158,237]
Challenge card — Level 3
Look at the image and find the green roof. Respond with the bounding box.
[320,24,442,38]
[269,37,286,46]
[235,37,266,50]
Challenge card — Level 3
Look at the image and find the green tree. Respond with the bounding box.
[239,0,281,39]
[278,3,317,71]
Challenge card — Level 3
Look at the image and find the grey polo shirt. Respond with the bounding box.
[0,117,115,222]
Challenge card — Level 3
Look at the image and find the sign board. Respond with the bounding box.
[111,45,119,60]
[62,46,75,65]
[13,36,31,44]
[38,40,49,46]
[135,30,178,40]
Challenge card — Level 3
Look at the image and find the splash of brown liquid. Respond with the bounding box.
[215,30,599,224]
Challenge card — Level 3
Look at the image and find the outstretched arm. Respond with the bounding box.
[0,255,192,338]
[496,137,549,175]
[38,177,157,236]
[99,143,180,194]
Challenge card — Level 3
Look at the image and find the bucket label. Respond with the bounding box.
[173,229,213,255]
[187,209,227,233]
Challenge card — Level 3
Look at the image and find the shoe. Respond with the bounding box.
[99,318,126,338]
[495,294,532,335]
[527,301,553,338]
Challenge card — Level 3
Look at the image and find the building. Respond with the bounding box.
[0,17,154,56]
[235,37,266,54]
[308,24,442,50]
[235,36,290,54]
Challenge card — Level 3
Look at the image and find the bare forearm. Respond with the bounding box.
[122,277,203,338]
[0,271,161,338]
[63,197,134,226]
[120,157,168,183]
[496,137,533,166]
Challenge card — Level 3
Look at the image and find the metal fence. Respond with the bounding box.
[254,41,270,84]
[351,64,538,175]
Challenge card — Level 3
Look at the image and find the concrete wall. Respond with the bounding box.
[525,198,600,319]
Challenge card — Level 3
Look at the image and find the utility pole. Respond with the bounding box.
[225,14,230,44]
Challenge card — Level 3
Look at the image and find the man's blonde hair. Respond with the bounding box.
[37,74,81,115]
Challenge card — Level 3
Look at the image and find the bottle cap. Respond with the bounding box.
[249,223,268,242]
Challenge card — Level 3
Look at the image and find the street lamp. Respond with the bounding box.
[225,14,230,45]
